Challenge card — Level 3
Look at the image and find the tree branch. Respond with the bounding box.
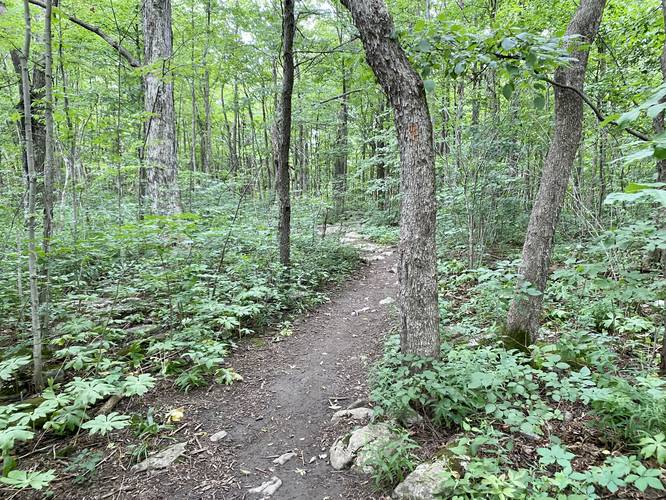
[29,0,141,68]
[542,76,650,142]
[318,88,362,105]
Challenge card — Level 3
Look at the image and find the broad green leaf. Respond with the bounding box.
[501,37,517,51]
[502,82,514,100]
[424,79,435,93]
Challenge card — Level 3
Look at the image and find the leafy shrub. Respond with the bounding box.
[589,374,666,447]
[371,338,539,428]
[362,428,420,489]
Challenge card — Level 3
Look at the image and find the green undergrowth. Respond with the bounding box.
[0,194,359,492]
[370,333,666,497]
[367,220,666,497]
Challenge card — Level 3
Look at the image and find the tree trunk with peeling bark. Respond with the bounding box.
[505,0,607,348]
[142,0,181,215]
[340,0,440,358]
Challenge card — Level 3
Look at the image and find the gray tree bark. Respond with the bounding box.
[505,0,607,348]
[340,0,440,357]
[18,0,43,388]
[142,0,181,215]
[276,0,295,267]
[41,0,54,353]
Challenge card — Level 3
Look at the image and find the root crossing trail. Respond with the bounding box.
[91,233,398,500]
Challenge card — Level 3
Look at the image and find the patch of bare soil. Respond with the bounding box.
[41,236,397,500]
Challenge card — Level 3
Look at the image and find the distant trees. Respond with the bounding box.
[341,0,440,357]
[505,0,607,348]
[25,0,182,215]
[3,0,664,376]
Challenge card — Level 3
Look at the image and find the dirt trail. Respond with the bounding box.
[88,233,398,499]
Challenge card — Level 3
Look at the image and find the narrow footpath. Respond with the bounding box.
[84,234,398,500]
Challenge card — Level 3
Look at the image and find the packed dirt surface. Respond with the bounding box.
[68,231,398,499]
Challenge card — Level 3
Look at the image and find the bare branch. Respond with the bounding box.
[318,88,363,105]
[28,0,141,68]
[542,76,650,141]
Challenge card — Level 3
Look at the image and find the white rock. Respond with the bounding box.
[352,307,371,316]
[331,407,373,424]
[273,451,297,465]
[248,476,282,497]
[329,422,395,470]
[379,297,395,305]
[210,430,228,442]
[329,439,354,470]
[393,461,448,500]
[132,442,187,472]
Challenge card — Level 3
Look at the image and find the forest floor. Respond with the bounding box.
[60,229,397,499]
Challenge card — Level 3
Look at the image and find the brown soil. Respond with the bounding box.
[30,236,398,500]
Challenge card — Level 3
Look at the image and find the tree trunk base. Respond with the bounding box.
[500,326,531,354]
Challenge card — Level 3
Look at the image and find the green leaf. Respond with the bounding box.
[417,38,432,53]
[501,37,517,51]
[533,94,545,109]
[0,357,31,386]
[654,146,666,160]
[599,112,620,128]
[424,79,435,93]
[502,82,514,100]
[621,147,656,164]
[616,108,640,126]
[0,427,34,453]
[647,102,666,119]
[0,469,55,490]
[122,373,156,397]
[81,412,130,436]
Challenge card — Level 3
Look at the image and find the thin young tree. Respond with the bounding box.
[340,0,440,357]
[276,0,295,267]
[41,0,54,351]
[505,0,607,348]
[18,0,43,388]
[657,0,666,375]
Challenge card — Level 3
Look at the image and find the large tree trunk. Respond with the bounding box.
[142,0,181,215]
[505,0,606,348]
[276,0,295,267]
[340,0,440,358]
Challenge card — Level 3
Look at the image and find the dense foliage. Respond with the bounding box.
[0,0,664,495]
